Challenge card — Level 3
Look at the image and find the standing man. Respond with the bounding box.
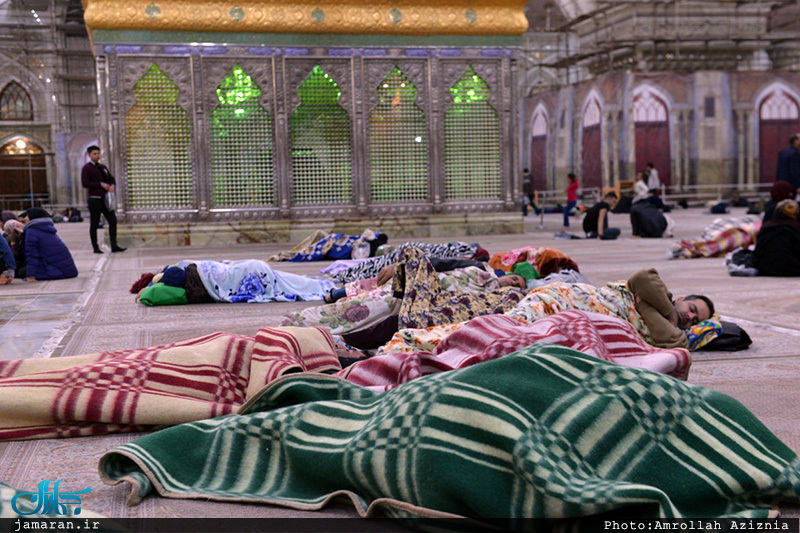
[646,162,660,192]
[81,145,125,254]
[776,134,800,194]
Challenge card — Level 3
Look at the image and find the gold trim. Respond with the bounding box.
[82,0,529,36]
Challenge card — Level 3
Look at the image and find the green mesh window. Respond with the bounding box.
[444,67,501,200]
[290,66,352,205]
[368,67,428,202]
[125,64,193,209]
[210,65,274,207]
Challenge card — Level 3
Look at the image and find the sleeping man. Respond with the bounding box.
[384,267,715,354]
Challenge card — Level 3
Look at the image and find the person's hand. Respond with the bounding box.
[107,185,115,193]
[101,183,110,191]
[25,276,36,283]
[376,264,397,286]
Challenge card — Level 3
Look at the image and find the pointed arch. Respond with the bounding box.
[210,64,275,207]
[754,81,800,183]
[581,90,604,189]
[0,136,47,210]
[126,63,194,210]
[0,81,33,120]
[633,85,672,188]
[368,66,428,202]
[530,103,549,191]
[290,65,352,205]
[444,66,501,200]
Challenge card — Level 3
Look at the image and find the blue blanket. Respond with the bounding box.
[195,260,336,303]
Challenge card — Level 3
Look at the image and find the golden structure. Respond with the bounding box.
[82,0,529,36]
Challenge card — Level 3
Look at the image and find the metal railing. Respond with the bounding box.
[0,194,50,212]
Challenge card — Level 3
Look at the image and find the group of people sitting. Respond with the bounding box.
[0,208,78,285]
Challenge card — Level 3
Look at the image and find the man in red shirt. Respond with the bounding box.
[564,172,579,227]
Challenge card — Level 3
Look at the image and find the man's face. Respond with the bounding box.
[607,197,618,210]
[89,150,101,163]
[674,297,711,328]
[499,274,526,289]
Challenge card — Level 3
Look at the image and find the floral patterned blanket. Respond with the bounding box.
[195,259,336,303]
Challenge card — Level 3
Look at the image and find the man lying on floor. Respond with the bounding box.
[384,267,716,354]
[132,259,337,305]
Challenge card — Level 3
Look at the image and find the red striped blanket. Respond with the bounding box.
[0,327,339,441]
[340,310,691,390]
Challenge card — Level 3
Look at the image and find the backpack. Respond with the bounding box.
[697,321,752,351]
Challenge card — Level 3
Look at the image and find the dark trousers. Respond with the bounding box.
[88,196,118,250]
[563,201,577,227]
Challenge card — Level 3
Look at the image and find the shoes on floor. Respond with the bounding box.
[93,247,103,254]
[111,246,127,253]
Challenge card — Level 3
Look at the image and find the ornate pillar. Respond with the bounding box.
[736,110,746,188]
[746,111,756,188]
[673,111,683,190]
[682,111,691,188]
[273,54,292,218]
[601,113,609,188]
[609,111,619,183]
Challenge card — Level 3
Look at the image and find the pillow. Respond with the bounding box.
[139,283,188,306]
[684,315,723,351]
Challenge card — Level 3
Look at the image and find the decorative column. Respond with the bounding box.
[746,111,756,188]
[609,111,619,183]
[682,111,691,188]
[736,110,746,188]
[673,111,683,190]
[601,113,609,189]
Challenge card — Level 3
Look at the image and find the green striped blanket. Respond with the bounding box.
[100,344,800,525]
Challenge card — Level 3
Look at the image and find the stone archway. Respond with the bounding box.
[581,97,602,190]
[633,88,671,189]
[0,137,47,211]
[758,88,800,183]
[530,109,548,190]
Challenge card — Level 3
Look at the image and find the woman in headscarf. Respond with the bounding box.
[763,181,795,222]
[751,199,800,276]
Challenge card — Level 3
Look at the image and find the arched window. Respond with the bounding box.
[760,90,799,120]
[633,90,668,123]
[0,82,34,120]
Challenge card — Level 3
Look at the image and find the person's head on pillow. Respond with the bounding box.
[674,295,715,329]
[498,273,526,289]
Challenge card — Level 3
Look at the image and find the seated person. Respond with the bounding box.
[763,181,795,222]
[630,200,668,238]
[583,192,620,239]
[751,199,800,277]
[3,220,25,278]
[0,233,15,285]
[645,189,666,210]
[22,211,78,281]
[633,171,650,203]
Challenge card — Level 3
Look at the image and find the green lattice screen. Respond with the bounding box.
[444,66,501,200]
[290,66,352,205]
[368,67,428,202]
[125,64,193,209]
[210,65,274,207]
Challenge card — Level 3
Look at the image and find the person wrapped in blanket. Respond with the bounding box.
[727,199,800,277]
[132,260,336,306]
[384,268,719,354]
[281,245,532,350]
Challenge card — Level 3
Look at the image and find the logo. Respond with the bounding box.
[11,480,92,516]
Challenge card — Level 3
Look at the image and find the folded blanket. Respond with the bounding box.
[669,216,761,259]
[341,310,691,390]
[100,345,800,524]
[0,327,339,441]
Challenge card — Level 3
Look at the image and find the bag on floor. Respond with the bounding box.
[697,320,752,351]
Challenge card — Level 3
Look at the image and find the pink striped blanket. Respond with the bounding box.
[340,310,691,390]
[0,327,339,441]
